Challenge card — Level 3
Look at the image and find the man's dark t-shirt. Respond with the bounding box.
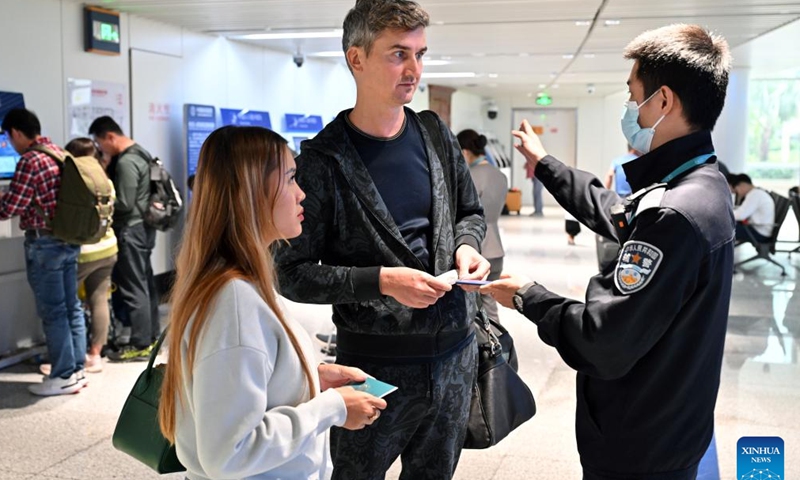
[345,114,433,270]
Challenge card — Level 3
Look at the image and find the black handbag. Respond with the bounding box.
[463,310,536,449]
[418,109,536,447]
[112,330,185,473]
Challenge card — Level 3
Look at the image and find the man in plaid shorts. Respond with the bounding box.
[1,108,86,396]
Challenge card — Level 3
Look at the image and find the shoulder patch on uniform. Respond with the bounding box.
[614,240,664,295]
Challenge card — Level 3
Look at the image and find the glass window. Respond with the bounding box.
[746,80,800,191]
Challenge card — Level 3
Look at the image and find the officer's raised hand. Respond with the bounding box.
[512,119,549,171]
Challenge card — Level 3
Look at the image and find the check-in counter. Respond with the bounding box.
[0,197,43,363]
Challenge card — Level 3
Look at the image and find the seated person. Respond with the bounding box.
[729,174,775,243]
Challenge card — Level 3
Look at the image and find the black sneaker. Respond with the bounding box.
[107,344,153,362]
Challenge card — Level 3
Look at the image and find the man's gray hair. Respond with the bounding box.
[342,0,429,60]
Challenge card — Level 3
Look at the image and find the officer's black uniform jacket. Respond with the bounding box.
[275,108,485,352]
[519,131,734,478]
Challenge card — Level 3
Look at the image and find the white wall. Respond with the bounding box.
[2,0,71,144]
[450,90,484,134]
[0,0,361,354]
[407,86,430,112]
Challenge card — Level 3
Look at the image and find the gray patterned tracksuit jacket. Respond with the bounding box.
[275,108,486,352]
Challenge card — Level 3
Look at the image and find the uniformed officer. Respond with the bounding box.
[483,24,734,480]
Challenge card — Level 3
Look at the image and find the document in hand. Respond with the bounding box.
[350,377,398,398]
[436,269,493,286]
[436,269,458,285]
[455,279,494,286]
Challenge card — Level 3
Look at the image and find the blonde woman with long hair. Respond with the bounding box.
[158,126,386,480]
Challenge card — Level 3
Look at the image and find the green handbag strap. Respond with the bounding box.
[145,328,169,380]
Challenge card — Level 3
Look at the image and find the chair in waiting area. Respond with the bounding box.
[734,191,791,276]
[776,187,800,256]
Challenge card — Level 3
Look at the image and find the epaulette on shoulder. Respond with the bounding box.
[630,183,667,220]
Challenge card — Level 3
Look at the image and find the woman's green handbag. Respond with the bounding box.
[112,330,185,473]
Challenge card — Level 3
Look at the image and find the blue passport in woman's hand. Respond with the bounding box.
[349,377,398,398]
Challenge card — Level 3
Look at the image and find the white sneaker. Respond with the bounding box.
[85,354,103,373]
[28,374,82,396]
[76,369,89,388]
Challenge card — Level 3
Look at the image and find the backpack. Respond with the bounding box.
[142,156,183,231]
[30,146,114,245]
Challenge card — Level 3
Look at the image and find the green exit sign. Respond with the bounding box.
[536,93,553,106]
[94,21,120,43]
[85,6,121,55]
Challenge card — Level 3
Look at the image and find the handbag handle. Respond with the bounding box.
[475,310,502,358]
[474,295,502,357]
[144,328,169,382]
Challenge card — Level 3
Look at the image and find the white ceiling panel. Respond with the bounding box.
[601,0,800,18]
[417,0,601,23]
[85,0,800,97]
[425,22,587,55]
[584,14,799,52]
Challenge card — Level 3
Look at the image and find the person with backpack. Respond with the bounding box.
[38,137,119,377]
[0,108,87,396]
[89,116,159,362]
[65,138,118,372]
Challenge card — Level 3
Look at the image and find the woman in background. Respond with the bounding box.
[65,137,117,373]
[457,129,508,323]
[158,126,386,480]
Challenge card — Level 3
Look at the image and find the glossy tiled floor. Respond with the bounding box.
[0,206,798,479]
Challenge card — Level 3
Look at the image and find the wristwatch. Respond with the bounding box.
[512,281,538,314]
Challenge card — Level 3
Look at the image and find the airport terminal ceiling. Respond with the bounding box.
[81,0,800,98]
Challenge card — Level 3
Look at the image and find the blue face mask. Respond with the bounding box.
[620,90,666,154]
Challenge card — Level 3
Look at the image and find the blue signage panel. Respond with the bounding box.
[220,108,271,129]
[0,91,26,179]
[184,104,216,178]
[284,114,323,133]
[292,136,308,154]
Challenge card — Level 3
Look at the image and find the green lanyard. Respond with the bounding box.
[660,153,716,183]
